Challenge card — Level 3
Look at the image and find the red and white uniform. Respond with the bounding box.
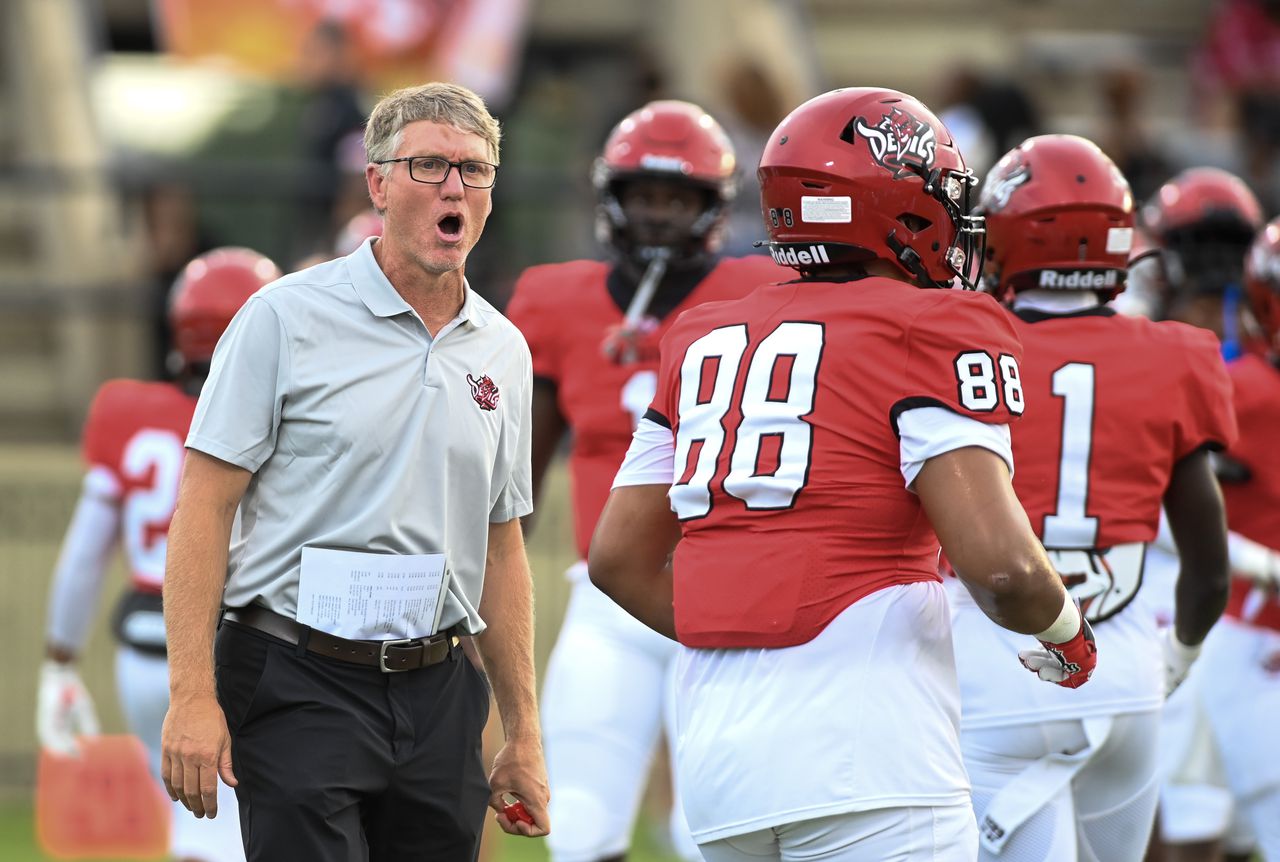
[953,307,1235,725]
[506,254,786,862]
[508,255,785,558]
[948,299,1236,861]
[629,278,1023,844]
[651,280,1022,648]
[82,380,195,590]
[1220,353,1280,632]
[45,379,244,862]
[1187,353,1280,859]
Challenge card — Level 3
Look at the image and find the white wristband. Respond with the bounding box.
[1166,630,1202,662]
[1036,592,1082,644]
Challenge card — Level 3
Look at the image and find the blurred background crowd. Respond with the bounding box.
[3,0,1280,857]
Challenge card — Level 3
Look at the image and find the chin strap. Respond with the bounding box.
[885,229,941,287]
[601,247,671,364]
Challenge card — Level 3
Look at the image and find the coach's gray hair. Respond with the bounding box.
[364,82,501,174]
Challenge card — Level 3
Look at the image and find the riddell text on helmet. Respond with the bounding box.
[770,244,832,267]
[1038,269,1118,289]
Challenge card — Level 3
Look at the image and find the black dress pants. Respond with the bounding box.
[214,621,491,862]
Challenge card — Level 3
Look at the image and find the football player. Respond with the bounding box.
[1164,219,1280,862]
[505,99,788,862]
[947,135,1237,862]
[590,88,1096,862]
[38,247,280,862]
[1137,168,1270,862]
[1142,166,1266,356]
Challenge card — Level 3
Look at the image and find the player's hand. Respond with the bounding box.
[600,317,659,365]
[488,736,550,837]
[161,691,237,819]
[36,660,100,756]
[1162,630,1201,696]
[1018,615,1097,689]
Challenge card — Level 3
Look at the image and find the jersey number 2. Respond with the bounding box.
[122,429,185,584]
[669,322,823,520]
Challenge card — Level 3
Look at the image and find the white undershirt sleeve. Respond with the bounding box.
[612,417,677,488]
[1227,531,1280,586]
[1154,511,1278,587]
[45,471,122,655]
[898,406,1014,491]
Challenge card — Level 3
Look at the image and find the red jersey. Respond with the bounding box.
[650,278,1024,648]
[506,255,787,557]
[81,380,197,592]
[1009,308,1236,549]
[1220,353,1280,630]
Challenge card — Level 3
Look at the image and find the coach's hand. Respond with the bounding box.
[161,691,237,819]
[489,736,550,837]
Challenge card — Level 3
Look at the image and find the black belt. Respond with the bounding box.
[222,606,460,673]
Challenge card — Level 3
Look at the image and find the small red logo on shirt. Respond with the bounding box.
[467,374,500,411]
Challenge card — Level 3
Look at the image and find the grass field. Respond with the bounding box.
[0,443,681,861]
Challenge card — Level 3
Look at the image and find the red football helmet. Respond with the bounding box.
[758,87,984,288]
[169,247,282,366]
[1244,217,1280,351]
[979,135,1135,301]
[1142,167,1264,296]
[1143,167,1263,239]
[593,100,737,261]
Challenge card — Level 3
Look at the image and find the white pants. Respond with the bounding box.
[540,568,699,862]
[115,646,245,862]
[697,805,977,862]
[962,711,1161,862]
[1186,617,1280,859]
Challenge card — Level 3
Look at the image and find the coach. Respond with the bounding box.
[160,82,549,861]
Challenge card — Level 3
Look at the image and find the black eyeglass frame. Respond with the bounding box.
[375,157,498,189]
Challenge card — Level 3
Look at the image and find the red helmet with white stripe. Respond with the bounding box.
[978,135,1135,301]
[593,100,738,262]
[757,87,984,288]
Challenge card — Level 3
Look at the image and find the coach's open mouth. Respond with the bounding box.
[437,214,463,242]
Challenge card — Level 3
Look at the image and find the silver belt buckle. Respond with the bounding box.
[378,637,418,673]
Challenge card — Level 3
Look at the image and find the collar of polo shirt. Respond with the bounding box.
[348,237,491,328]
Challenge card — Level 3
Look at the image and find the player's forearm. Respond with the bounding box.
[45,490,121,659]
[956,544,1068,635]
[1165,449,1230,646]
[588,484,681,640]
[477,523,541,742]
[589,558,676,639]
[918,448,1068,634]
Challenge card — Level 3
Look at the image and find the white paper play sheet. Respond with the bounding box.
[296,547,451,640]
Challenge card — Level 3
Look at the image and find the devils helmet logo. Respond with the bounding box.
[853,108,937,178]
[980,160,1032,213]
[467,374,500,411]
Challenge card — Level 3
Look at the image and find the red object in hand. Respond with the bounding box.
[502,799,535,826]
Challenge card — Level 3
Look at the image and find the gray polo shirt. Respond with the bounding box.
[187,238,533,635]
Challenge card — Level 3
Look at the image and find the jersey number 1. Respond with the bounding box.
[1043,362,1099,547]
[669,322,824,520]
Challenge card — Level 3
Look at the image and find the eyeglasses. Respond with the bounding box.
[376,156,497,189]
